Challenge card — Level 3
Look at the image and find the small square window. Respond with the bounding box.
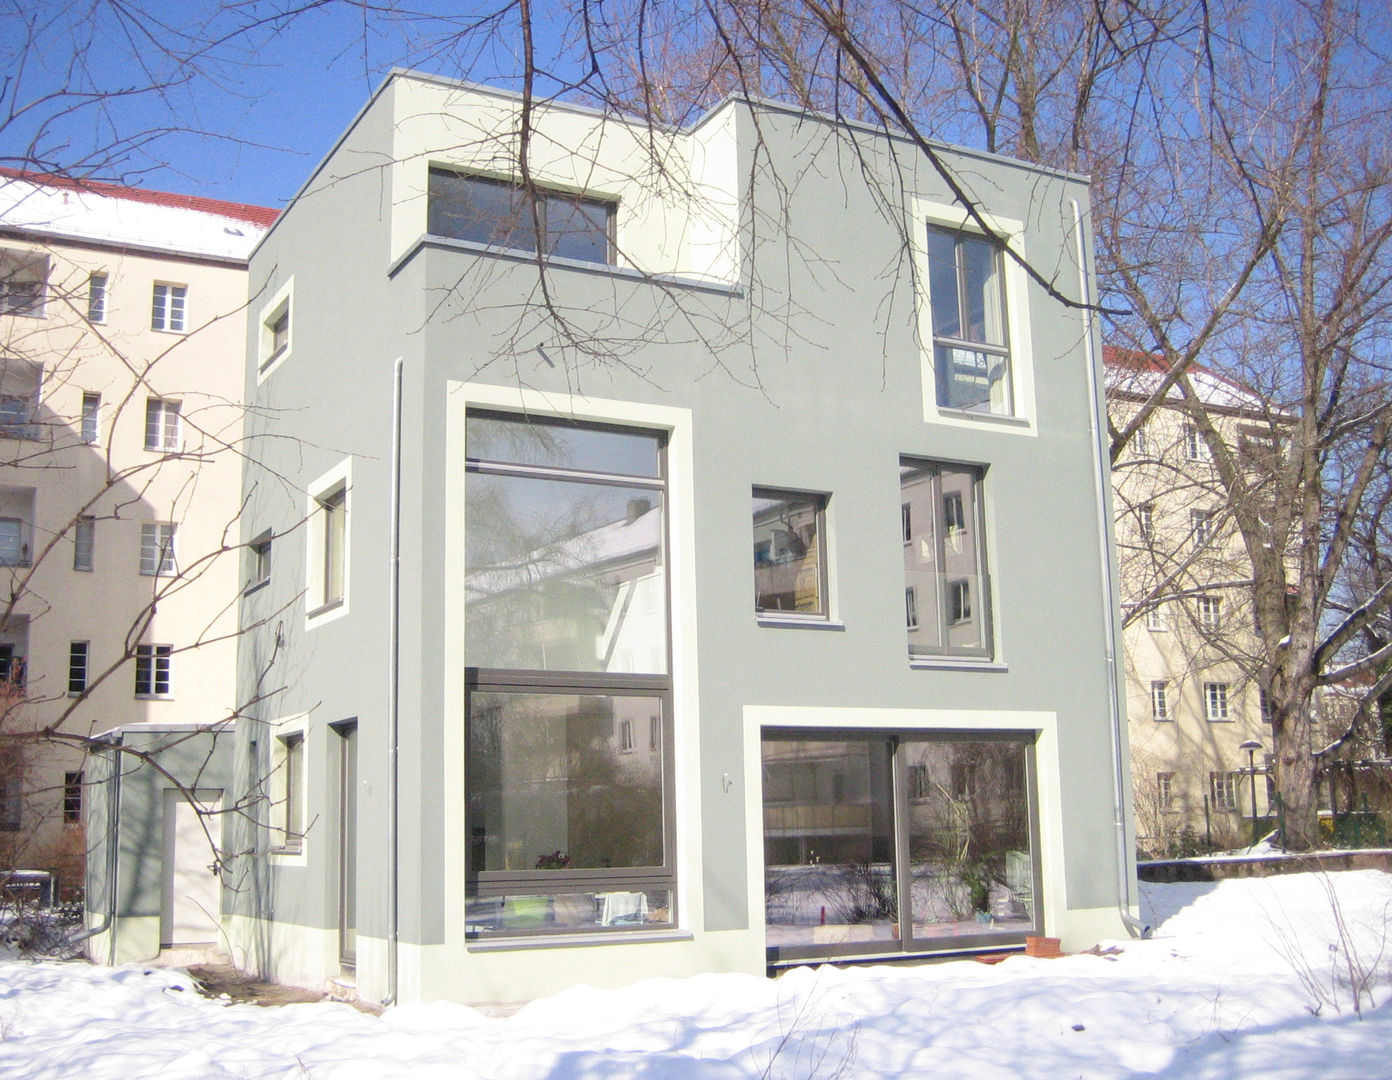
[0,517,29,567]
[0,644,26,689]
[0,252,48,317]
[753,489,828,619]
[81,392,101,444]
[87,273,107,323]
[1204,681,1230,722]
[1150,680,1170,721]
[145,398,181,452]
[74,516,95,572]
[68,641,89,695]
[140,522,177,576]
[151,283,186,331]
[134,644,172,697]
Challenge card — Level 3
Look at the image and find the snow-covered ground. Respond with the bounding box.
[2,869,1390,1078]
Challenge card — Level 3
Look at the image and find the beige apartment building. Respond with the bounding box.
[0,170,273,896]
[1106,347,1279,855]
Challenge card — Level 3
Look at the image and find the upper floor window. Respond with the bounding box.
[1136,502,1154,541]
[134,643,172,697]
[1191,509,1214,551]
[427,169,615,265]
[753,488,828,621]
[926,226,1011,416]
[87,273,108,323]
[1183,423,1211,462]
[901,458,992,661]
[0,252,48,317]
[1198,595,1221,630]
[151,283,186,332]
[1204,681,1230,722]
[316,486,346,611]
[1150,679,1170,720]
[145,398,181,452]
[1131,424,1150,457]
[74,516,95,572]
[246,530,272,593]
[139,522,178,576]
[81,392,101,445]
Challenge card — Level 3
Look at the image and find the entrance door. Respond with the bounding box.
[336,722,358,969]
[762,730,1039,963]
[160,789,222,947]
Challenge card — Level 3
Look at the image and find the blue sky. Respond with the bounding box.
[4,2,573,210]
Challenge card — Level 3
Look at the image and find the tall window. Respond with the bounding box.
[139,522,177,576]
[134,644,172,697]
[1210,771,1237,812]
[0,517,27,567]
[753,489,828,619]
[1145,605,1167,632]
[1132,424,1150,457]
[1260,688,1274,724]
[81,392,101,444]
[428,169,616,265]
[901,459,991,660]
[926,225,1011,415]
[318,487,346,609]
[1198,595,1221,630]
[86,273,107,323]
[1204,681,1230,721]
[247,530,272,592]
[1150,680,1170,721]
[1191,509,1213,551]
[63,771,83,823]
[144,398,181,452]
[68,641,88,694]
[1157,772,1174,810]
[275,731,304,852]
[1137,503,1154,541]
[1183,423,1210,462]
[464,409,673,937]
[151,283,186,331]
[762,730,1040,962]
[73,516,95,571]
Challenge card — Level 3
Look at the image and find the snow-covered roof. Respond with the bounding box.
[1104,345,1271,414]
[0,168,276,263]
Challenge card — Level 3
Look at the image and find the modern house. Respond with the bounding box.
[1106,347,1281,852]
[229,70,1136,1005]
[0,170,272,955]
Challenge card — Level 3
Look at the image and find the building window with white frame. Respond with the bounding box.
[67,641,88,695]
[1204,681,1230,722]
[1137,502,1154,541]
[139,522,177,576]
[1151,680,1170,721]
[753,488,828,620]
[81,392,101,444]
[1132,423,1150,457]
[0,517,28,567]
[901,458,992,661]
[144,398,181,452]
[1191,509,1214,551]
[1145,605,1167,632]
[1157,772,1174,810]
[86,273,107,323]
[464,408,674,938]
[261,299,291,372]
[316,486,346,611]
[74,516,94,572]
[1183,423,1211,462]
[1198,595,1221,630]
[134,644,172,697]
[274,730,305,853]
[1210,771,1238,812]
[926,225,1012,415]
[150,283,186,331]
[0,252,47,317]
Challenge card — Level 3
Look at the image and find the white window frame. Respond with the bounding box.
[139,522,177,576]
[1191,509,1213,551]
[134,643,172,698]
[256,277,294,381]
[86,272,107,323]
[1183,423,1211,462]
[144,398,181,452]
[913,200,1035,431]
[73,515,95,572]
[1145,605,1167,632]
[1150,679,1170,721]
[1157,772,1174,810]
[305,459,351,628]
[1204,681,1230,722]
[151,282,187,332]
[1198,595,1221,630]
[1210,771,1238,812]
[81,392,101,445]
[270,715,309,861]
[1137,502,1153,541]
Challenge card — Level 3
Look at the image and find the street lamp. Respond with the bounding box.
[1240,739,1263,849]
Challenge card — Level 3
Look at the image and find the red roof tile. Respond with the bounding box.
[0,167,278,229]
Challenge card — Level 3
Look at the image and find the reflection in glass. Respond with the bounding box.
[762,737,897,949]
[466,413,662,478]
[752,491,825,616]
[466,889,672,934]
[468,691,665,873]
[903,739,1033,941]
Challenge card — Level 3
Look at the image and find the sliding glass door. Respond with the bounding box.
[762,729,1041,963]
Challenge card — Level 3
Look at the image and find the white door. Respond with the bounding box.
[160,789,222,947]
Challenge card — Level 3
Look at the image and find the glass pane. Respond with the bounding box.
[901,462,989,659]
[467,889,672,935]
[934,345,1008,412]
[926,228,961,340]
[762,737,897,950]
[467,413,662,478]
[466,472,666,673]
[468,691,666,873]
[903,739,1035,941]
[545,195,612,264]
[752,492,824,616]
[428,171,538,252]
[960,235,1005,346]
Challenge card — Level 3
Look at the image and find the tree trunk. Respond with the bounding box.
[1274,700,1320,850]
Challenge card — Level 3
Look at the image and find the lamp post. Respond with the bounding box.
[1240,739,1262,849]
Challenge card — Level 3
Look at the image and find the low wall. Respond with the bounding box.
[1138,850,1392,883]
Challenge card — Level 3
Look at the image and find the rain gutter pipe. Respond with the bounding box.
[384,355,404,1004]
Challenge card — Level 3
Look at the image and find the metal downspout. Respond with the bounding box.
[384,355,404,1004]
[1072,199,1148,939]
[66,734,123,956]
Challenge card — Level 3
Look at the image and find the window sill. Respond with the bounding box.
[467,928,693,953]
[910,656,1007,673]
[134,694,173,701]
[270,845,304,858]
[756,615,844,632]
[933,406,1033,429]
[307,597,345,620]
[243,578,271,597]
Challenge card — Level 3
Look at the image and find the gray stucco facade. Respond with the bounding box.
[230,71,1135,1004]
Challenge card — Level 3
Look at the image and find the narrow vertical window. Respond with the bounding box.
[86,273,107,323]
[139,522,177,576]
[63,771,83,823]
[1204,682,1229,721]
[1191,510,1213,551]
[926,226,1012,415]
[151,283,187,331]
[1157,772,1173,809]
[81,392,101,444]
[74,516,95,571]
[68,641,89,694]
[1209,771,1237,811]
[319,487,346,608]
[1137,502,1153,541]
[276,731,305,852]
[1198,595,1221,630]
[1150,680,1169,720]
[247,531,272,591]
